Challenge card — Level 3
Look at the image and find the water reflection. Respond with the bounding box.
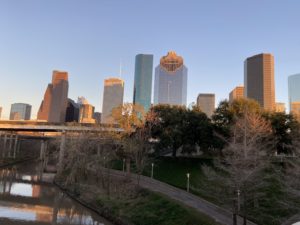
[0,163,111,225]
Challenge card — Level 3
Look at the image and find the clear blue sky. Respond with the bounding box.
[0,0,300,119]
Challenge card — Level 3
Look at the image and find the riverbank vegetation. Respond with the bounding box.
[50,99,300,225]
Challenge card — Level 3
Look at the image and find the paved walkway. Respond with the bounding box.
[107,168,257,225]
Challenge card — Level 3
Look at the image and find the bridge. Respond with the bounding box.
[0,120,122,132]
[0,120,122,171]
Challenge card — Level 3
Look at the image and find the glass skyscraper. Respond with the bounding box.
[101,78,124,123]
[288,74,300,112]
[9,103,32,120]
[154,51,187,106]
[133,54,153,111]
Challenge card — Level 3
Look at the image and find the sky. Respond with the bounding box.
[0,0,300,119]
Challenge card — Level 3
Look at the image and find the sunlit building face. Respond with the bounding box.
[154,51,188,106]
[101,78,124,123]
[288,74,300,112]
[244,53,275,111]
[37,71,69,123]
[9,103,32,120]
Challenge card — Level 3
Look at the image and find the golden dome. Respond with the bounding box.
[160,51,184,73]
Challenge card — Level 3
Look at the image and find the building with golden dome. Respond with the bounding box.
[154,51,187,106]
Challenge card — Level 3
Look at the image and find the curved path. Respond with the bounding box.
[107,168,257,225]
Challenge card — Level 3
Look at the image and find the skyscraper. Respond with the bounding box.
[275,102,286,113]
[65,99,80,122]
[9,103,32,120]
[229,86,244,103]
[93,112,102,124]
[288,74,300,112]
[77,97,95,123]
[154,51,187,106]
[244,53,275,111]
[133,54,153,111]
[197,94,215,118]
[291,102,300,121]
[37,70,69,123]
[101,78,124,123]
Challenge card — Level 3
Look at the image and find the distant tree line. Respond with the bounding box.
[148,98,300,157]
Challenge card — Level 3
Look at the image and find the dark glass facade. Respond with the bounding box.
[133,54,153,111]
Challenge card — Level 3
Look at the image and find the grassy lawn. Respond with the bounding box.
[111,157,300,225]
[112,157,223,204]
[97,189,221,225]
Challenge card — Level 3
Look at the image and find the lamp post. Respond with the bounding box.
[151,163,154,179]
[122,158,125,172]
[186,173,190,192]
[237,189,240,213]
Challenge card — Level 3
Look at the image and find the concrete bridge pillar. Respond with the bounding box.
[16,140,21,156]
[40,139,49,172]
[2,134,7,158]
[40,140,46,161]
[13,135,18,158]
[0,132,3,158]
[8,134,14,157]
[58,131,66,173]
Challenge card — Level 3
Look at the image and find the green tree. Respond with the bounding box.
[182,106,214,154]
[263,112,300,154]
[150,105,213,157]
[150,105,186,157]
[211,99,262,151]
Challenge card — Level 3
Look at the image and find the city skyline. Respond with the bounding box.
[1,1,300,118]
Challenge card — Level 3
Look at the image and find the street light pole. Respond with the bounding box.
[186,173,190,192]
[237,189,240,213]
[151,163,154,179]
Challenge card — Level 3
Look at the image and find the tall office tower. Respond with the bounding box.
[288,74,300,112]
[77,97,95,123]
[65,99,80,122]
[154,51,187,106]
[37,70,69,123]
[196,94,215,118]
[101,78,124,123]
[9,103,32,120]
[133,54,153,111]
[229,86,244,103]
[291,102,300,121]
[93,112,101,124]
[244,53,275,111]
[0,107,2,119]
[275,102,286,113]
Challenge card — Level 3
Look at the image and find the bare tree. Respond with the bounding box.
[203,111,274,224]
[111,103,158,185]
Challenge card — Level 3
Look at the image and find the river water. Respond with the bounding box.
[0,162,112,225]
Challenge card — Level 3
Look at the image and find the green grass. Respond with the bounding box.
[97,189,221,225]
[112,157,300,225]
